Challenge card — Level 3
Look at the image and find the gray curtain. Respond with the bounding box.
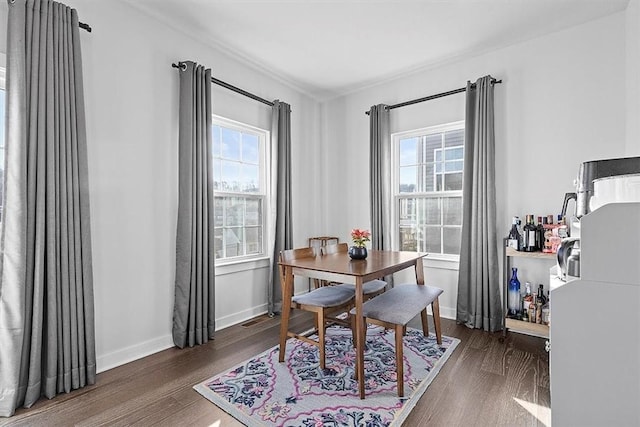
[369,104,394,286]
[172,61,215,348]
[268,100,292,315]
[0,0,95,416]
[456,75,502,332]
[368,104,392,251]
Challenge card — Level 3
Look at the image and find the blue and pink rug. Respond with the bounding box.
[194,324,459,426]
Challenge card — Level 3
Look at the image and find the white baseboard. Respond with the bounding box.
[216,304,269,331]
[96,303,456,374]
[97,334,174,374]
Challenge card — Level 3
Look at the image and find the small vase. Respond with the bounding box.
[348,246,367,260]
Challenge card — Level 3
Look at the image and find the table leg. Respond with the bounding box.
[279,266,293,363]
[354,277,366,399]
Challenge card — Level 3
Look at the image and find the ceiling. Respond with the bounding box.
[125,0,629,100]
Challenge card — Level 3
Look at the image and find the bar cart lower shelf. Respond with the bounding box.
[505,318,549,338]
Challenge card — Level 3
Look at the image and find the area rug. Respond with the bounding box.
[194,324,459,426]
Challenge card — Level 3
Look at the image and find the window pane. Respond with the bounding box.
[424,226,441,253]
[419,198,441,225]
[214,197,224,227]
[445,129,464,148]
[213,158,222,190]
[243,133,259,163]
[225,198,244,226]
[221,128,241,159]
[245,199,261,226]
[399,137,418,166]
[398,198,416,227]
[445,147,463,161]
[425,163,435,192]
[445,160,463,172]
[425,135,441,163]
[443,227,461,255]
[399,166,417,193]
[241,164,260,192]
[444,172,463,191]
[443,197,462,225]
[225,228,243,257]
[212,125,222,157]
[214,228,224,259]
[399,226,417,251]
[221,161,241,191]
[245,227,262,255]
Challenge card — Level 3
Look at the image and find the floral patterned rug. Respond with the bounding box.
[193,324,459,426]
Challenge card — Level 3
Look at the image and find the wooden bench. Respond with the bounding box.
[350,283,443,397]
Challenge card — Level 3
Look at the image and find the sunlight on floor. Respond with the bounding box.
[514,397,551,427]
[208,421,221,427]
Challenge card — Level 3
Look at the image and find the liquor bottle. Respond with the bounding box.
[541,291,550,325]
[535,284,546,324]
[521,282,533,321]
[508,268,521,317]
[536,216,545,251]
[507,216,522,251]
[522,215,537,252]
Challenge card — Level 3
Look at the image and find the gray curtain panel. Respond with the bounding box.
[456,75,502,332]
[368,104,392,251]
[369,104,394,287]
[0,0,96,416]
[172,61,215,348]
[268,100,292,315]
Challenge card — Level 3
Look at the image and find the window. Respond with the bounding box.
[393,121,464,258]
[212,116,268,262]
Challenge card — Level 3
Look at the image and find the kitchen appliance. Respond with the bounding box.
[550,155,640,427]
[556,237,579,281]
[560,156,640,220]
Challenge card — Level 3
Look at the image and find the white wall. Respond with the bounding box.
[627,0,640,156]
[0,0,323,372]
[322,12,627,318]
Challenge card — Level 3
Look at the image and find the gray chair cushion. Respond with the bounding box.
[292,285,354,307]
[349,284,443,325]
[335,279,387,295]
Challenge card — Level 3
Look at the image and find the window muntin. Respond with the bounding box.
[394,122,464,257]
[212,117,268,262]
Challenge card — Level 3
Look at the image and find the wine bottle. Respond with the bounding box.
[508,268,521,317]
[522,215,537,252]
[507,216,522,251]
[536,284,546,323]
[536,216,545,251]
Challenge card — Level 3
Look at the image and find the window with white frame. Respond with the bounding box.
[212,116,268,262]
[393,121,464,258]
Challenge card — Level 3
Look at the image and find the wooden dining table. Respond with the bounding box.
[278,249,427,399]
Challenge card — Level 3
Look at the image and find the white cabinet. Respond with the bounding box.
[550,203,640,426]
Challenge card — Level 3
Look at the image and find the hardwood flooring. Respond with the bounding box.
[1,312,550,426]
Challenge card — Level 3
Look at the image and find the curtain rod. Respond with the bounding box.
[365,78,502,115]
[79,22,91,32]
[172,62,274,107]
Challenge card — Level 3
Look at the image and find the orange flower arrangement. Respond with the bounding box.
[350,228,371,248]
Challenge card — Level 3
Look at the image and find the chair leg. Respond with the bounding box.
[351,315,359,381]
[420,308,429,337]
[318,309,326,370]
[395,324,405,397]
[432,297,442,345]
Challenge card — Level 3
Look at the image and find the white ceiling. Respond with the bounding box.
[125,0,629,100]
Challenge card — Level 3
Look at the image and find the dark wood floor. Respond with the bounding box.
[1,312,550,426]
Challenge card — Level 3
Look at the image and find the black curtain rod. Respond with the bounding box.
[365,78,502,115]
[79,22,91,32]
[172,62,274,107]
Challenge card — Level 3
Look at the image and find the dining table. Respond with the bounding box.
[278,249,427,399]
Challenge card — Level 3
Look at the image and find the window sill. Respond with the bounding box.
[422,254,460,271]
[215,256,270,276]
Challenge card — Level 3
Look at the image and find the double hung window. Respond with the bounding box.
[212,116,268,262]
[393,121,464,258]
